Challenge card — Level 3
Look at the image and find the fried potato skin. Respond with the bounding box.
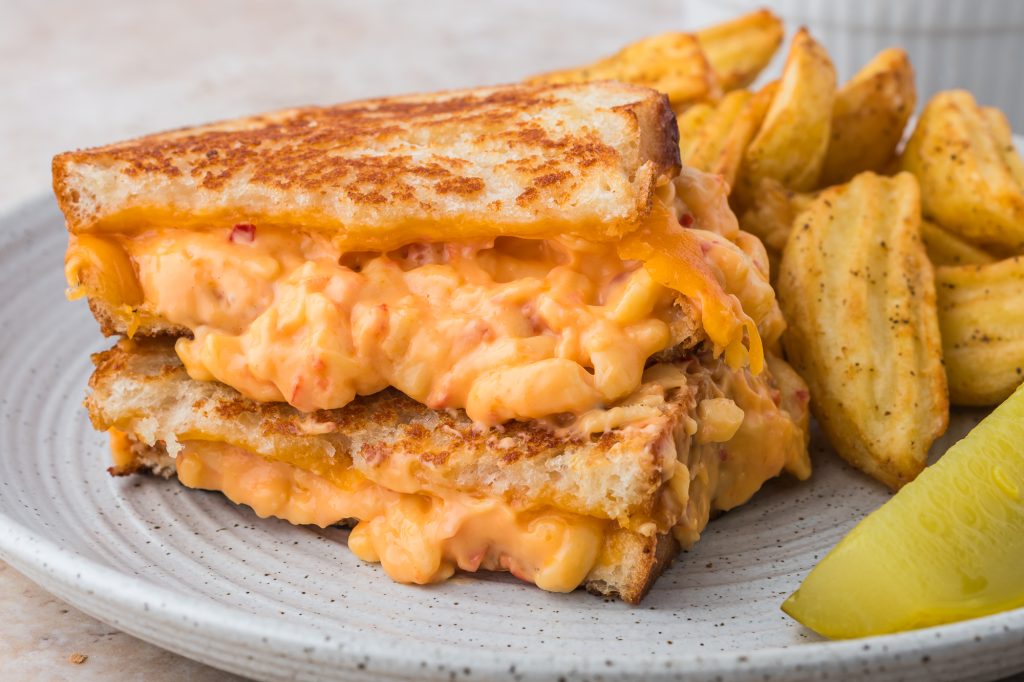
[738,29,837,197]
[696,9,784,92]
[677,89,764,189]
[821,48,916,187]
[528,32,720,108]
[936,256,1024,406]
[779,172,948,490]
[901,90,1024,250]
[677,102,715,162]
[982,106,1024,189]
[921,220,996,267]
[738,178,815,254]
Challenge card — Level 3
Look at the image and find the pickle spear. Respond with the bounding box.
[782,384,1024,638]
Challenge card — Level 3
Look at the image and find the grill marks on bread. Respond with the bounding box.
[86,340,692,523]
[53,82,680,242]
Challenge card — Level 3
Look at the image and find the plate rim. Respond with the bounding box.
[3,192,1024,681]
[4,503,1024,680]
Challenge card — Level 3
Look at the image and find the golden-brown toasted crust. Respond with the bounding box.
[108,437,177,478]
[87,298,189,338]
[54,82,680,249]
[585,529,679,603]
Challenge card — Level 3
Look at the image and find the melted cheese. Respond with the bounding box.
[666,354,811,547]
[83,231,682,424]
[108,427,137,471]
[67,197,779,425]
[618,201,769,373]
[174,440,605,592]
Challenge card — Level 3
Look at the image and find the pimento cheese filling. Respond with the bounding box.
[126,230,680,423]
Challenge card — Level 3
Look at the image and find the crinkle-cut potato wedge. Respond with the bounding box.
[901,90,1024,250]
[921,220,996,267]
[696,9,784,92]
[779,172,948,490]
[677,89,765,189]
[820,48,916,187]
[936,256,1024,406]
[724,79,776,209]
[528,32,720,108]
[982,105,1024,189]
[739,178,815,254]
[738,29,837,197]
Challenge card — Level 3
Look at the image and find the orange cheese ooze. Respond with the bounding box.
[172,439,607,592]
[68,195,776,419]
[619,201,765,374]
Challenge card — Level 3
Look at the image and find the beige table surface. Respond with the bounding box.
[0,1,682,679]
[2,2,1022,681]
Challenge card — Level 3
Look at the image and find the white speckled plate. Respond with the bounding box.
[1,195,1023,682]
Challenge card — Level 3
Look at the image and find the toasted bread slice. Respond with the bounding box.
[54,82,680,249]
[86,339,699,525]
[86,298,187,338]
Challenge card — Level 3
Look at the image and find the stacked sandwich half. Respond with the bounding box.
[55,81,810,602]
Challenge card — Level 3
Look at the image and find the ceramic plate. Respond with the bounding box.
[1,196,1022,682]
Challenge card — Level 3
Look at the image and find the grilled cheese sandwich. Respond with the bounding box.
[57,81,810,602]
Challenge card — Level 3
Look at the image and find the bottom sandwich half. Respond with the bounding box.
[85,339,811,603]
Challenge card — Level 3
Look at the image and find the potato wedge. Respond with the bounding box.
[527,32,720,108]
[738,178,815,254]
[779,172,948,490]
[677,102,715,162]
[677,89,764,189]
[921,220,996,267]
[982,106,1024,189]
[901,90,1024,250]
[821,48,916,187]
[696,9,784,92]
[936,256,1024,405]
[738,29,837,197]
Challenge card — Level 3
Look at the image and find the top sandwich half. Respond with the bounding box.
[55,81,783,426]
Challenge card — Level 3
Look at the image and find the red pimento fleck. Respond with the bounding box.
[679,213,695,227]
[500,555,531,582]
[229,223,256,243]
[719,448,729,462]
[795,389,810,403]
[463,551,485,572]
